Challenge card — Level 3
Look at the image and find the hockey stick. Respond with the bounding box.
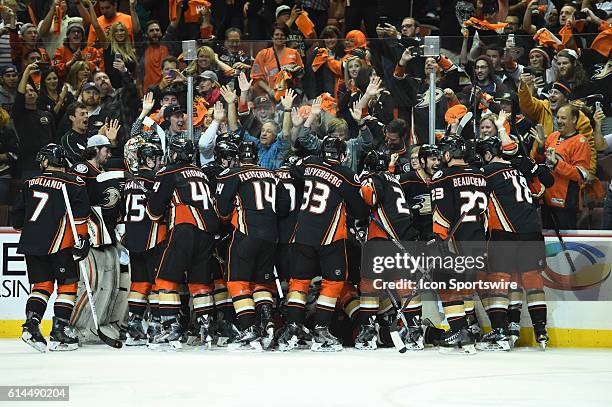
[516,127,577,274]
[455,111,473,138]
[61,184,123,349]
[372,211,467,353]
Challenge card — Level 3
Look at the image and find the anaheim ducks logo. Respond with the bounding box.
[413,193,432,214]
[415,88,444,108]
[102,186,121,208]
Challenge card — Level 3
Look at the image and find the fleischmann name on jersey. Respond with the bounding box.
[238,169,276,182]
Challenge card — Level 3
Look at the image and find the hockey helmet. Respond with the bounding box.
[363,150,389,172]
[437,136,467,160]
[321,136,347,163]
[138,143,164,166]
[36,143,66,167]
[475,137,503,161]
[239,141,258,162]
[418,144,440,162]
[218,131,243,146]
[215,141,240,163]
[169,138,195,162]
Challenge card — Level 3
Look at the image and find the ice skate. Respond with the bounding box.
[399,324,425,351]
[438,327,476,355]
[146,317,162,349]
[355,324,377,351]
[277,322,300,352]
[227,326,263,352]
[295,324,313,349]
[21,312,47,353]
[534,322,548,351]
[467,314,482,342]
[48,317,79,351]
[126,314,147,346]
[215,320,240,347]
[197,315,213,349]
[509,322,520,348]
[258,304,275,350]
[311,325,343,352]
[475,328,511,352]
[154,316,182,351]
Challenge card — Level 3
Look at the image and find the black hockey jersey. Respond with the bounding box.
[71,161,122,245]
[290,156,369,246]
[276,166,301,244]
[400,170,433,240]
[13,171,90,255]
[215,164,281,243]
[360,171,418,241]
[147,162,219,233]
[483,161,540,234]
[431,164,487,242]
[121,169,167,252]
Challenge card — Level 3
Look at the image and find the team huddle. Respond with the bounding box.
[14,128,554,354]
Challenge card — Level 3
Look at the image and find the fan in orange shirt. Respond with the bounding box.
[85,0,134,46]
[250,24,304,102]
[52,21,104,79]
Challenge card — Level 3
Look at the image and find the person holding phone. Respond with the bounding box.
[13,62,56,180]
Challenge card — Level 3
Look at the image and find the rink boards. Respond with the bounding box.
[1,228,612,347]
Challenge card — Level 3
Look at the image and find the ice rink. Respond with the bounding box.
[1,339,611,407]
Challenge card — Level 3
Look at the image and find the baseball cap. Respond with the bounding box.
[276,5,291,18]
[87,134,111,148]
[0,64,18,76]
[254,95,273,108]
[82,82,101,93]
[199,70,219,83]
[163,104,186,121]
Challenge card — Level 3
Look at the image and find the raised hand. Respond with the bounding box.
[106,118,121,141]
[238,71,252,93]
[349,99,363,124]
[291,107,304,127]
[281,88,296,110]
[365,75,382,97]
[213,101,226,122]
[495,110,509,129]
[310,96,322,116]
[220,85,237,104]
[141,92,155,114]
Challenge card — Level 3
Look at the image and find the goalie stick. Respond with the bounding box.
[61,184,123,349]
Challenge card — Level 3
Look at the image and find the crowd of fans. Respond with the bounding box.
[0,0,610,229]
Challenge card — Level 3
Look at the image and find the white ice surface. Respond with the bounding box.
[1,339,611,407]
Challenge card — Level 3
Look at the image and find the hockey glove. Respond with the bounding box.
[72,234,91,262]
[510,156,538,180]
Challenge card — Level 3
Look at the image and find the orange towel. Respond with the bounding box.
[295,11,315,39]
[311,48,329,72]
[591,22,612,58]
[185,0,212,24]
[464,17,508,31]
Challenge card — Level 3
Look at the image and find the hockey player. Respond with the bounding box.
[399,144,440,240]
[13,144,91,352]
[357,150,420,350]
[203,141,241,346]
[71,134,122,247]
[431,136,488,354]
[122,143,166,346]
[215,141,289,351]
[279,137,369,352]
[476,137,550,350]
[146,138,219,349]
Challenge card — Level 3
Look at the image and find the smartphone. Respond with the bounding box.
[114,53,123,61]
[596,101,602,112]
[536,124,545,141]
[167,69,177,79]
[410,46,423,58]
[37,61,50,70]
[379,16,388,26]
[523,67,532,75]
